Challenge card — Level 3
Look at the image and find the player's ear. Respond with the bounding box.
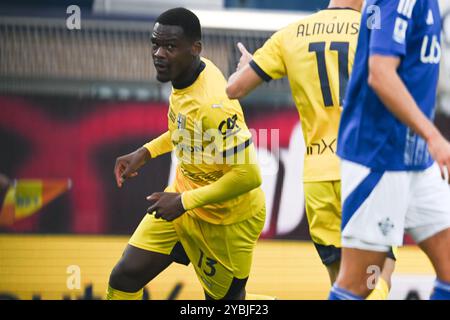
[191,40,202,56]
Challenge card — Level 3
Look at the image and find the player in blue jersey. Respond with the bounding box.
[329,0,450,300]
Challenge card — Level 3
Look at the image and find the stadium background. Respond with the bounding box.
[0,0,449,300]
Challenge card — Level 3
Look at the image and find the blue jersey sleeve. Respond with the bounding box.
[369,0,418,57]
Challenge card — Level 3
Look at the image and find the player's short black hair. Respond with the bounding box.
[155,7,202,42]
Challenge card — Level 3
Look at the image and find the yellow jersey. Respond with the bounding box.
[251,8,361,182]
[145,58,265,225]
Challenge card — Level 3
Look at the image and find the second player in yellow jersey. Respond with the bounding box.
[227,0,396,299]
[250,8,360,182]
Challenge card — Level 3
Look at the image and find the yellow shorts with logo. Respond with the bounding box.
[304,181,397,265]
[129,205,265,299]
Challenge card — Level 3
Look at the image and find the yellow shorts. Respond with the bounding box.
[129,205,265,299]
[304,181,397,265]
[304,181,342,248]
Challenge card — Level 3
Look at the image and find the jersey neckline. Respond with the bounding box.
[172,60,206,90]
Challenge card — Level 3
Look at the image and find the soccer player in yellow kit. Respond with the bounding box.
[226,0,395,299]
[107,8,270,300]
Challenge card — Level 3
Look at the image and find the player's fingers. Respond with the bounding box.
[120,165,136,183]
[237,42,250,56]
[153,204,163,219]
[115,172,122,188]
[438,162,445,181]
[445,162,450,184]
[130,172,138,178]
[146,192,163,201]
[146,203,158,214]
[114,163,125,187]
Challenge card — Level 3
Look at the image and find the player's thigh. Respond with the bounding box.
[113,214,189,282]
[417,228,450,282]
[175,206,265,300]
[129,213,188,262]
[405,162,450,244]
[340,160,410,251]
[110,244,173,288]
[337,247,387,296]
[405,164,450,280]
[304,180,342,266]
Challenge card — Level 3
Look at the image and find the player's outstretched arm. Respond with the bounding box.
[226,42,263,99]
[114,131,173,188]
[368,54,450,182]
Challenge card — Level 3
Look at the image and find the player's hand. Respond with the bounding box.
[427,132,450,183]
[114,147,150,188]
[146,192,186,221]
[236,42,253,72]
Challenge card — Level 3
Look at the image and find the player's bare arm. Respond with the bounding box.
[368,54,450,182]
[114,147,151,188]
[226,43,263,99]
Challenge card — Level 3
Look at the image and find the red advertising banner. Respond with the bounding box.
[1,95,449,241]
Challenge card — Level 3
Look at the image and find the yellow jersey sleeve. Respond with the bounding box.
[251,30,286,81]
[143,131,173,158]
[182,156,262,210]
